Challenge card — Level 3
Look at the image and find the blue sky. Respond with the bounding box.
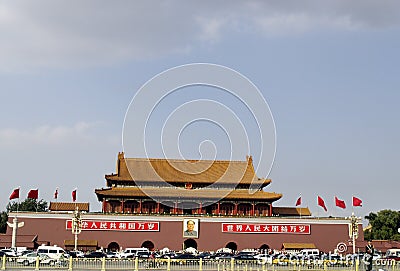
[1,1,399,220]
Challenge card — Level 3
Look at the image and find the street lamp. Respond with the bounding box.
[348,212,361,254]
[71,207,82,251]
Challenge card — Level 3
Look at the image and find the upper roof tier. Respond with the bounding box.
[105,152,272,188]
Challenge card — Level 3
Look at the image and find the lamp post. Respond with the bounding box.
[71,207,82,251]
[6,217,24,248]
[348,212,360,254]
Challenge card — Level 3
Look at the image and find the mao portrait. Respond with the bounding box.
[183,219,199,238]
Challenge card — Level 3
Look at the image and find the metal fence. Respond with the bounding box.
[2,255,400,271]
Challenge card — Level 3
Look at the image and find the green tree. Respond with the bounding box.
[364,209,400,241]
[0,211,8,233]
[0,198,48,233]
[6,198,47,212]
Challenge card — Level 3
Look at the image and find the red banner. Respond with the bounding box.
[222,223,310,234]
[66,220,159,231]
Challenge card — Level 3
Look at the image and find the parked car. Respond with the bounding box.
[233,254,258,262]
[212,252,234,260]
[105,251,118,258]
[84,251,107,258]
[256,254,273,265]
[16,252,55,266]
[172,253,199,264]
[0,249,17,257]
[198,252,212,259]
[67,250,84,258]
[136,251,151,258]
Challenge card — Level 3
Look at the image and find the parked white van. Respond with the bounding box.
[120,247,149,258]
[37,245,66,259]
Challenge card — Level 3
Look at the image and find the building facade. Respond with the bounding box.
[3,152,363,253]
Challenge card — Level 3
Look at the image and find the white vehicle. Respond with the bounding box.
[386,249,400,257]
[299,249,320,259]
[36,245,66,260]
[16,252,55,266]
[120,247,149,258]
[256,254,273,265]
[0,248,17,257]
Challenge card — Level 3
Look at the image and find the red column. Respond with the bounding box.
[217,202,220,215]
[157,202,160,214]
[234,203,238,215]
[139,199,142,214]
[121,200,125,214]
[252,203,255,216]
[199,202,202,214]
[268,203,272,216]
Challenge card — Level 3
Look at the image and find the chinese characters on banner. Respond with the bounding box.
[66,220,159,231]
[222,223,310,234]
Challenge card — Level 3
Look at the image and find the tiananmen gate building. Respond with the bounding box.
[2,152,364,253]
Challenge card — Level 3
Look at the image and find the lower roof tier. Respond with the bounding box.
[95,186,282,202]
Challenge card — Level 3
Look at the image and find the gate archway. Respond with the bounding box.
[107,242,120,252]
[141,240,155,251]
[226,242,238,252]
[183,239,197,249]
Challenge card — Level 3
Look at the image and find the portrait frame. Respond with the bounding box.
[183,218,199,238]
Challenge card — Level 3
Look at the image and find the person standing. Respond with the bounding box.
[365,240,374,271]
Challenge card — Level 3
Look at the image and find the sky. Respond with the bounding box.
[1,1,399,222]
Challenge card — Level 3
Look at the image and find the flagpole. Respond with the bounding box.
[56,188,59,212]
[36,189,39,212]
[299,194,302,218]
[16,187,20,214]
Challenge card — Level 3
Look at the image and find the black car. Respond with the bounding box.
[84,251,107,258]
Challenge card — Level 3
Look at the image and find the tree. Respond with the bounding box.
[6,198,47,212]
[0,211,8,233]
[364,209,400,241]
[0,198,48,233]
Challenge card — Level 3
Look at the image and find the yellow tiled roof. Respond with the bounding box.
[273,207,312,216]
[49,202,89,212]
[282,243,316,249]
[105,152,271,186]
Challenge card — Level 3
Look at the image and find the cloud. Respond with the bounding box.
[1,0,399,72]
[0,121,107,148]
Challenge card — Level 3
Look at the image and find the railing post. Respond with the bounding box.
[231,258,235,271]
[1,255,5,270]
[101,257,106,271]
[68,256,73,271]
[167,257,171,271]
[199,258,203,271]
[35,256,40,270]
[355,259,359,271]
[134,257,139,271]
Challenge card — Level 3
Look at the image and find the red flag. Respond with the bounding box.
[335,196,346,209]
[352,196,362,207]
[54,189,58,199]
[72,189,77,202]
[318,196,328,212]
[27,189,38,199]
[295,196,302,206]
[9,188,20,200]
